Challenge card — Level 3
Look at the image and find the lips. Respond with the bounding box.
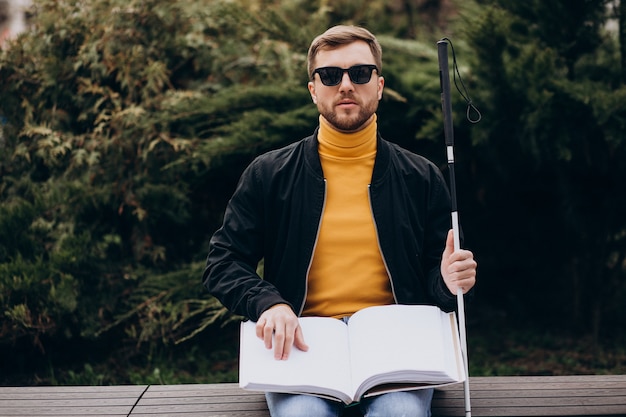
[337,99,358,107]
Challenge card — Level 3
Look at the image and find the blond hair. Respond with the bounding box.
[307,25,382,80]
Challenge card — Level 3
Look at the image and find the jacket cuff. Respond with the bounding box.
[252,295,295,322]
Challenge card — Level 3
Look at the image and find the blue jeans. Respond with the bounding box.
[265,388,434,417]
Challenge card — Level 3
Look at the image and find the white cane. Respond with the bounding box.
[437,38,472,417]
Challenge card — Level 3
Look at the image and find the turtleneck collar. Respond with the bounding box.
[317,114,377,159]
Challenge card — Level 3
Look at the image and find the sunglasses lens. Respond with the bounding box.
[318,68,343,86]
[349,65,374,84]
[314,65,377,86]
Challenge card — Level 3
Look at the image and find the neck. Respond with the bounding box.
[318,114,377,157]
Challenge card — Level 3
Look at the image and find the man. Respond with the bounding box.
[203,25,477,417]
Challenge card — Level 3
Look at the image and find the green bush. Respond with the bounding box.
[3,0,625,385]
[0,0,320,372]
[0,0,448,384]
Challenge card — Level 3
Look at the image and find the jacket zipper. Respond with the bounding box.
[368,184,398,303]
[298,179,328,316]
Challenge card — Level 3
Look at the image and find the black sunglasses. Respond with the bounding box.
[312,64,379,86]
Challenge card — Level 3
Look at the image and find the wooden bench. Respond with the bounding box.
[1,375,625,416]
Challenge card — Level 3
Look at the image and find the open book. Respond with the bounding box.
[239,304,465,404]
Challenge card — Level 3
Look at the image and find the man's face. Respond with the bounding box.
[308,41,384,133]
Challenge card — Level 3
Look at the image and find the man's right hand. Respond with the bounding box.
[255,303,309,360]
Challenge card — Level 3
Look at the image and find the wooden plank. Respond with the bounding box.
[131,413,269,416]
[136,395,267,406]
[136,379,626,416]
[0,394,138,404]
[1,376,625,417]
[0,385,146,417]
[0,386,147,400]
[132,384,269,416]
[131,403,270,414]
[470,375,626,382]
[131,413,268,417]
[431,376,626,416]
[432,405,626,415]
[434,388,626,400]
[0,405,132,417]
[435,396,626,405]
[0,385,147,394]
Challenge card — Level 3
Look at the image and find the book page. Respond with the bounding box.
[444,311,465,382]
[347,305,462,398]
[239,317,354,403]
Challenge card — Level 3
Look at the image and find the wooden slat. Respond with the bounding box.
[136,378,626,416]
[0,387,147,400]
[132,384,269,416]
[0,376,625,416]
[0,385,147,417]
[0,402,139,415]
[431,376,626,416]
[0,385,148,393]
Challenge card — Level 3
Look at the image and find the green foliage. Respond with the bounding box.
[467,315,626,376]
[0,182,90,345]
[483,0,608,76]
[60,364,107,386]
[0,0,449,384]
[0,0,323,368]
[463,0,626,336]
[2,0,625,385]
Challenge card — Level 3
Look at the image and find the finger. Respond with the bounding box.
[447,248,468,263]
[448,264,475,283]
[272,323,286,360]
[455,264,477,293]
[255,318,266,339]
[458,254,477,276]
[448,250,476,271]
[278,320,302,360]
[274,320,309,360]
[262,320,275,350]
[274,324,294,361]
[293,325,309,353]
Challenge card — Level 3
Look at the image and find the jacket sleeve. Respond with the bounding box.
[202,160,291,321]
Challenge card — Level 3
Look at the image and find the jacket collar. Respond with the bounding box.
[304,127,391,183]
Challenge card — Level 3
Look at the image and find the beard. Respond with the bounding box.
[318,95,379,132]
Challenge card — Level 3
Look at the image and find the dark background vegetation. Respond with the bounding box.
[1,0,625,385]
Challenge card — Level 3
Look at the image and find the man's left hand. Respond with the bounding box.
[441,229,477,294]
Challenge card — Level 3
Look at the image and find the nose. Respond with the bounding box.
[338,72,354,91]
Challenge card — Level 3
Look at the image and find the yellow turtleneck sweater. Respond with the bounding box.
[302,115,394,318]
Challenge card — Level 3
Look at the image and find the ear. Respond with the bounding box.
[308,81,318,104]
[377,76,385,100]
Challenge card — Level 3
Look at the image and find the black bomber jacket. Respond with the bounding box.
[203,130,459,321]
